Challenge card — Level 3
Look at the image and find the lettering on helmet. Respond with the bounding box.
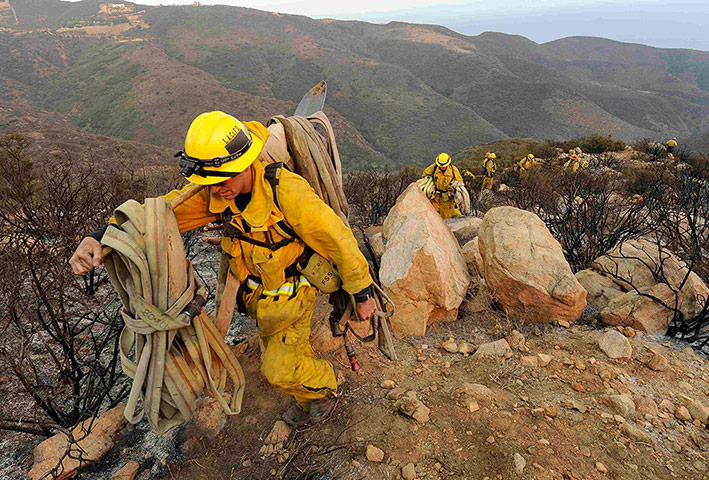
[221,125,241,146]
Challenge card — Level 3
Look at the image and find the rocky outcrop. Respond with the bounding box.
[461,237,483,278]
[477,207,587,324]
[583,239,709,333]
[379,184,471,336]
[575,269,624,312]
[29,405,127,480]
[445,216,482,246]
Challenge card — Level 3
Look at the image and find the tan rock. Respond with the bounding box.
[520,356,539,368]
[602,395,636,417]
[634,397,659,417]
[505,330,526,350]
[575,269,624,312]
[366,445,384,463]
[536,354,553,367]
[593,240,709,333]
[461,237,484,278]
[29,405,127,480]
[380,379,396,389]
[394,393,431,423]
[110,461,140,480]
[596,462,608,474]
[465,398,480,413]
[472,339,512,359]
[478,206,586,324]
[367,231,386,263]
[445,216,483,246]
[457,342,472,355]
[402,462,417,480]
[455,383,494,403]
[598,330,632,359]
[687,400,709,424]
[601,284,676,333]
[620,422,652,443]
[658,399,675,413]
[646,351,669,371]
[675,406,693,421]
[513,453,527,474]
[441,338,458,353]
[380,184,471,335]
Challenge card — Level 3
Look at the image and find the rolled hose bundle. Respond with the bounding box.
[450,180,471,215]
[101,197,245,433]
[415,176,436,199]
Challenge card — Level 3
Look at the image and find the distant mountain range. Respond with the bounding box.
[1,0,708,169]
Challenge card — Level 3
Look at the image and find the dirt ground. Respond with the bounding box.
[168,308,708,480]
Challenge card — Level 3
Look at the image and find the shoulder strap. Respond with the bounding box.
[264,162,298,240]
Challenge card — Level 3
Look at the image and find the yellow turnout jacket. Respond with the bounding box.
[422,164,463,192]
[163,160,372,294]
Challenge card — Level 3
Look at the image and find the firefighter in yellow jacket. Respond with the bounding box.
[421,153,464,219]
[482,152,496,190]
[666,137,678,155]
[69,112,376,427]
[518,153,540,172]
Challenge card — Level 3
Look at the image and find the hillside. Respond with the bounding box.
[1,0,708,170]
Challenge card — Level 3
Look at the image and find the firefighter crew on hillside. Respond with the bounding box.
[482,152,496,190]
[69,111,376,427]
[420,153,464,219]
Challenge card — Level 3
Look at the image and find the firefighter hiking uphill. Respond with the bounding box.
[69,110,378,429]
[417,153,470,219]
[482,152,496,190]
[518,153,541,173]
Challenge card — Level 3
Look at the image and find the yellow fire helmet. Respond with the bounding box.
[488,152,496,159]
[176,111,265,185]
[527,153,534,159]
[435,152,452,168]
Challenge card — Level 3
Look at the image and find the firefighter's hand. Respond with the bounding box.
[69,237,103,275]
[355,297,377,322]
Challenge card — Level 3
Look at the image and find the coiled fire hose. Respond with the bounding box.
[100,189,245,433]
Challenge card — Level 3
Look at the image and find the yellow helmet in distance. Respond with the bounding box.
[527,154,534,159]
[435,152,452,168]
[176,111,265,185]
[488,152,496,159]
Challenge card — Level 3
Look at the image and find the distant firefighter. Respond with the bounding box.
[518,153,541,172]
[481,152,496,190]
[666,137,678,155]
[564,154,588,172]
[418,153,468,218]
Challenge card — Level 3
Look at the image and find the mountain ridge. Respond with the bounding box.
[1,0,707,170]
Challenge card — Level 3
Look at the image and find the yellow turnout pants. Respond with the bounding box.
[482,176,494,190]
[245,281,337,409]
[430,192,461,219]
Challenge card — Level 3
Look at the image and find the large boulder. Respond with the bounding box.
[380,184,471,335]
[445,217,482,246]
[575,269,624,312]
[478,206,587,324]
[588,239,709,334]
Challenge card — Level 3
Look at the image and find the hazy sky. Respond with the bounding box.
[114,0,709,50]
